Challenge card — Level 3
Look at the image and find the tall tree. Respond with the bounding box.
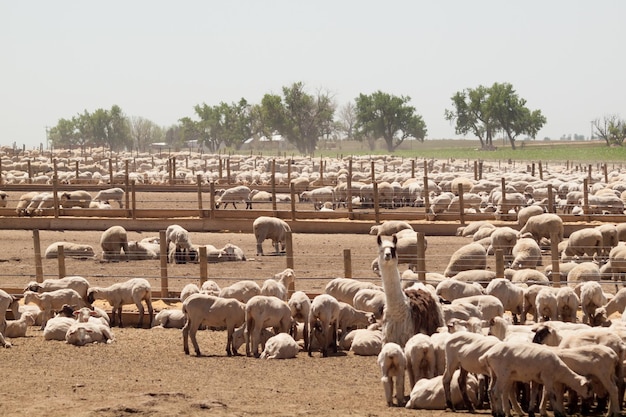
[354,91,426,152]
[259,82,335,154]
[130,116,163,152]
[593,114,626,146]
[444,85,497,149]
[337,101,357,140]
[48,118,77,148]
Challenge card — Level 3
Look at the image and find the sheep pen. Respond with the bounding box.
[0,207,625,414]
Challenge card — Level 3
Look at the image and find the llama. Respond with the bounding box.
[377,235,443,347]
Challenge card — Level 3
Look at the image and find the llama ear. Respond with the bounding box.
[392,234,398,246]
[377,235,382,246]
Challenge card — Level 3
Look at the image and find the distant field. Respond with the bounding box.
[306,139,626,163]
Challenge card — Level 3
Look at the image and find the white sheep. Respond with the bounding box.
[435,279,484,303]
[180,283,200,302]
[219,280,261,303]
[456,221,495,238]
[510,237,542,269]
[568,261,602,286]
[92,187,124,208]
[65,321,115,346]
[518,212,564,243]
[404,333,436,389]
[369,221,413,237]
[273,268,296,291]
[125,240,159,260]
[602,287,626,317]
[245,295,293,358]
[200,280,221,296]
[4,312,36,338]
[165,224,195,263]
[151,309,186,328]
[73,306,110,327]
[487,316,534,343]
[43,316,76,341]
[556,286,580,323]
[342,328,383,355]
[450,269,496,285]
[442,302,483,324]
[484,278,524,323]
[232,325,274,355]
[216,243,246,262]
[44,242,95,259]
[100,225,129,261]
[15,191,39,216]
[324,277,382,305]
[561,228,603,262]
[535,287,558,322]
[377,342,407,407]
[87,278,153,328]
[252,216,291,256]
[487,226,518,261]
[405,370,480,410]
[450,295,504,323]
[259,333,299,359]
[510,268,550,286]
[182,293,246,356]
[443,243,487,277]
[300,187,335,210]
[579,281,607,325]
[60,190,92,208]
[288,290,311,350]
[308,293,341,357]
[25,276,90,301]
[23,289,87,329]
[215,185,252,209]
[352,288,385,319]
[517,205,545,227]
[337,302,375,336]
[260,279,287,301]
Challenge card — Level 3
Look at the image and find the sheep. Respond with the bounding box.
[556,286,580,323]
[125,240,159,260]
[442,302,483,324]
[352,288,385,319]
[456,221,494,238]
[337,302,375,336]
[369,221,413,237]
[487,316,534,343]
[65,321,115,346]
[518,212,564,243]
[245,295,293,358]
[252,216,291,256]
[23,289,87,329]
[472,224,497,241]
[510,237,542,269]
[219,280,261,303]
[87,278,153,328]
[324,277,382,305]
[587,193,625,214]
[43,316,76,341]
[442,332,501,412]
[535,287,559,322]
[517,204,545,227]
[4,312,36,338]
[436,279,484,303]
[182,293,246,356]
[100,225,129,261]
[25,191,56,215]
[406,370,480,410]
[288,290,311,350]
[260,279,288,301]
[602,287,626,318]
[607,245,626,290]
[24,276,90,301]
[487,226,518,261]
[443,243,488,278]
[180,283,200,302]
[17,304,43,326]
[200,280,221,296]
[259,333,299,359]
[299,187,335,210]
[217,243,246,262]
[341,328,383,355]
[92,187,124,208]
[568,261,602,286]
[60,190,92,208]
[73,306,110,327]
[404,333,436,389]
[308,293,341,357]
[232,325,274,355]
[377,342,407,407]
[485,278,524,323]
[579,281,607,325]
[595,223,619,260]
[151,308,185,328]
[450,269,496,285]
[451,295,504,322]
[165,224,195,263]
[215,185,252,209]
[510,268,550,286]
[15,191,39,216]
[44,242,95,259]
[561,228,603,262]
[479,342,592,417]
[273,268,296,291]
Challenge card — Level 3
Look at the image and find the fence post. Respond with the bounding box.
[57,245,66,278]
[547,184,554,213]
[583,178,589,215]
[159,230,169,298]
[417,232,426,282]
[52,176,59,218]
[457,184,465,226]
[285,231,294,270]
[343,249,352,279]
[495,249,504,279]
[131,180,136,220]
[550,232,561,288]
[373,181,380,224]
[33,229,43,283]
[209,181,215,220]
[271,159,277,212]
[199,246,207,286]
[197,174,204,218]
[347,158,353,218]
[290,182,296,221]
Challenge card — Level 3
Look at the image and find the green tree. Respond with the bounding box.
[259,82,335,154]
[354,91,426,152]
[444,85,498,149]
[48,118,77,148]
[593,115,626,146]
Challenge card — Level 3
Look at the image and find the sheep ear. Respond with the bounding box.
[73,311,80,317]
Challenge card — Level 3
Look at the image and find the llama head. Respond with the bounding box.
[377,235,398,264]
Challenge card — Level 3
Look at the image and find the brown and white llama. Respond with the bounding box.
[377,235,443,347]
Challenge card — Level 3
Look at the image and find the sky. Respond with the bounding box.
[1,1,625,149]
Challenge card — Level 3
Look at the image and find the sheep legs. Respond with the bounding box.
[182,321,202,356]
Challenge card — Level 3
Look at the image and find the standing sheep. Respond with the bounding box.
[369,221,413,237]
[308,293,341,357]
[87,278,153,328]
[100,225,129,261]
[60,190,92,208]
[245,295,293,358]
[443,243,488,278]
[288,290,311,350]
[92,187,124,208]
[518,212,564,243]
[215,185,252,209]
[377,342,407,407]
[23,289,87,329]
[510,237,542,269]
[252,216,291,256]
[561,228,603,262]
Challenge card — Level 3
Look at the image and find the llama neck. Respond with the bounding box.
[380,260,406,308]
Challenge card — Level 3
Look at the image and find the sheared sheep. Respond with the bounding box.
[436,279,484,303]
[288,290,311,350]
[352,288,385,319]
[324,277,382,305]
[252,216,291,256]
[518,212,564,243]
[60,190,92,208]
[404,333,436,389]
[245,295,293,358]
[87,278,153,328]
[215,185,252,209]
[260,279,287,301]
[180,283,200,302]
[65,321,115,346]
[219,280,261,303]
[535,287,559,322]
[510,237,542,269]
[406,370,480,410]
[4,312,36,338]
[377,342,407,407]
[443,243,488,278]
[579,281,607,325]
[92,187,124,208]
[369,221,413,237]
[100,225,129,261]
[561,228,603,262]
[259,333,299,359]
[23,289,87,329]
[485,278,524,323]
[25,276,90,301]
[151,309,185,329]
[308,293,341,358]
[44,242,95,259]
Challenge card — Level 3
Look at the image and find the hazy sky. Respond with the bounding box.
[2,1,625,149]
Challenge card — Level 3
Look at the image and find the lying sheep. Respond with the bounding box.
[344,328,383,356]
[406,370,479,410]
[219,280,261,303]
[215,185,252,209]
[253,216,291,256]
[369,221,413,237]
[126,240,159,260]
[456,221,494,238]
[232,325,274,355]
[87,278,153,328]
[151,309,186,329]
[443,243,487,278]
[245,295,293,358]
[44,242,95,259]
[324,277,382,305]
[23,289,87,329]
[217,243,246,262]
[182,293,246,356]
[43,316,76,341]
[510,237,542,269]
[377,342,407,407]
[100,225,129,261]
[25,276,90,301]
[4,312,36,338]
[65,321,115,346]
[259,333,299,359]
[60,190,92,208]
[352,288,385,319]
[92,187,124,208]
[337,302,375,336]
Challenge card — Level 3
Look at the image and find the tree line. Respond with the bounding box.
[48,81,556,153]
